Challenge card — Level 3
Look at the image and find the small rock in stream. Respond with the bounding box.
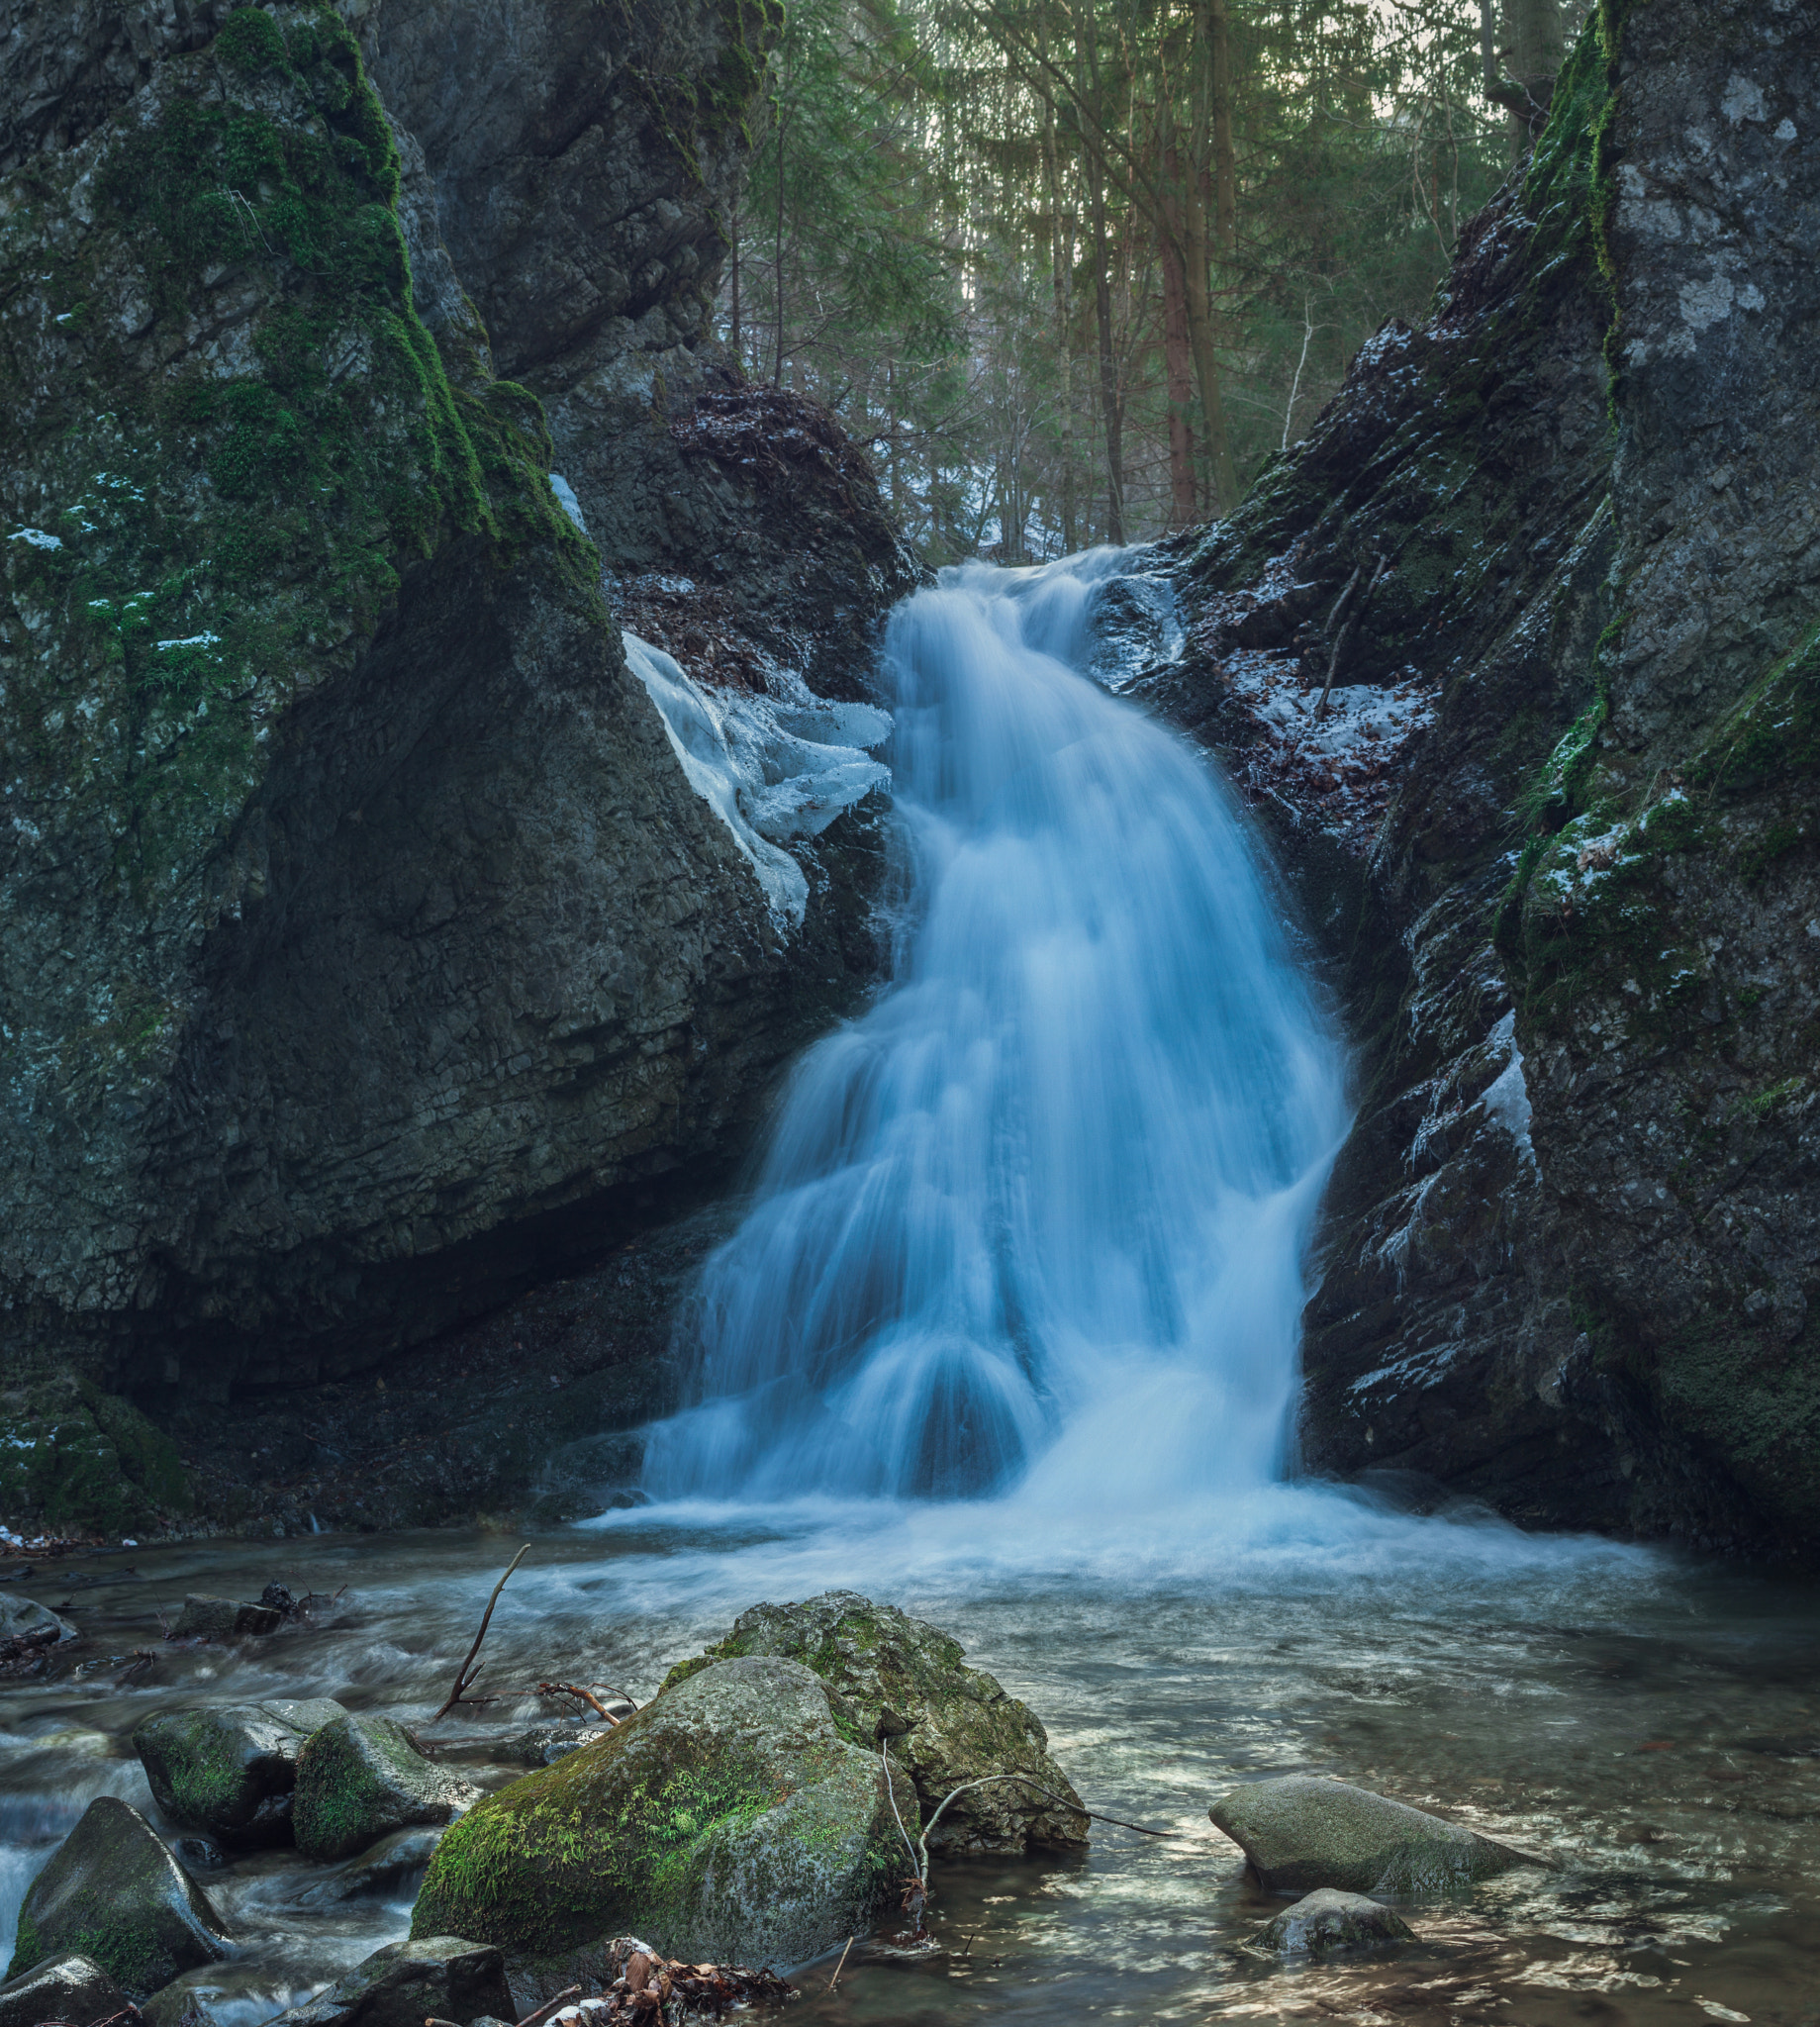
[169,1595,284,1641]
[295,1826,445,1908]
[0,1953,128,2027]
[6,1795,232,1997]
[0,1593,76,1650]
[261,1937,514,2027]
[135,1699,347,1849]
[510,1722,616,1768]
[1209,1776,1544,1896]
[1250,1887,1414,1957]
[293,1716,481,1862]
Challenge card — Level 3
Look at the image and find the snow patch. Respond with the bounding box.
[155,632,220,651]
[1482,1011,1536,1168]
[548,473,588,535]
[623,630,890,930]
[7,529,61,551]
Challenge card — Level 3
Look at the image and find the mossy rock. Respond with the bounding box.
[5,1796,231,1998]
[260,1937,514,2027]
[133,1697,346,1848]
[293,1714,480,1863]
[411,1656,909,1971]
[1209,1778,1545,1899]
[658,1591,1088,1856]
[0,1952,127,2027]
[0,1380,190,1538]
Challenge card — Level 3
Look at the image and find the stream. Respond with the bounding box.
[3,556,1817,2026]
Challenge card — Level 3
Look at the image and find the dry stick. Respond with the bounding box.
[512,1986,581,2027]
[824,1935,855,1993]
[1316,552,1389,720]
[431,1544,529,1721]
[537,1681,621,1725]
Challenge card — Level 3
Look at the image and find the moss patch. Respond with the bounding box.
[0,1379,190,1536]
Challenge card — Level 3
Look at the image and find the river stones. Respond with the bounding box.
[134,1698,347,1849]
[658,1591,1088,1855]
[1209,1776,1542,1896]
[6,1795,232,1997]
[1251,1888,1415,1957]
[260,1938,514,2027]
[411,1655,910,1971]
[293,1715,481,1863]
[0,1953,127,2027]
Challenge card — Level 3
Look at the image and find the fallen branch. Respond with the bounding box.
[536,1682,622,1725]
[1316,551,1389,719]
[513,1984,580,2027]
[824,1935,854,1993]
[431,1545,528,1722]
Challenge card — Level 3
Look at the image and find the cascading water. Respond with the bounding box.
[640,550,1349,1506]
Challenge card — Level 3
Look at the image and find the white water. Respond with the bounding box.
[641,550,1349,1507]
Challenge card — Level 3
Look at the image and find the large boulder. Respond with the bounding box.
[411,1656,910,1971]
[1250,1888,1414,1957]
[1209,1778,1542,1897]
[0,1953,127,2027]
[293,1714,480,1862]
[658,1592,1088,1856]
[0,1593,76,1654]
[260,1938,514,2027]
[133,1697,346,1848]
[6,1796,232,1997]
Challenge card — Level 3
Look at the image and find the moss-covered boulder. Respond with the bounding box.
[0,1380,190,1539]
[133,1697,345,1848]
[658,1592,1088,1856]
[293,1714,480,1863]
[6,1796,231,1998]
[1210,1778,1543,1898]
[411,1655,910,1972]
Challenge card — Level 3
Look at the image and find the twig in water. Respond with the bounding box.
[825,1935,854,1992]
[431,1545,528,1721]
[536,1681,621,1725]
[510,1987,579,2027]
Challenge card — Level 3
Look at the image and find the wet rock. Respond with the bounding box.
[0,1593,76,1649]
[411,1655,909,1970]
[659,1591,1088,1856]
[1209,1777,1541,1896]
[134,1698,347,1849]
[295,1827,445,1910]
[261,1938,514,2027]
[511,1722,617,1768]
[1250,1887,1415,1956]
[0,1953,127,2027]
[293,1716,481,1863]
[5,1795,232,1997]
[169,1596,284,1642]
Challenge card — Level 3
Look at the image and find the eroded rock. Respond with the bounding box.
[411,1655,909,1971]
[293,1715,480,1863]
[658,1591,1088,1855]
[133,1697,347,1848]
[5,1795,232,1997]
[1210,1777,1541,1897]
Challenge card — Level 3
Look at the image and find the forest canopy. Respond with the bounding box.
[720,0,1584,559]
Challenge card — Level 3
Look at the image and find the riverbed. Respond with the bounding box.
[2,1488,1816,2027]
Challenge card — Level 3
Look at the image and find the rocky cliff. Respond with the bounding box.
[1144,0,1820,1552]
[0,0,915,1532]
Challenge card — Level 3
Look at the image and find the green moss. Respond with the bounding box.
[1689,625,1820,801]
[218,6,291,74]
[0,1381,191,1536]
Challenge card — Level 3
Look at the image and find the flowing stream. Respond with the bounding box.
[1,557,1817,2026]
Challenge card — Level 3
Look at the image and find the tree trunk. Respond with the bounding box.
[1158,141,1197,525]
[1039,4,1077,553]
[1208,0,1235,252]
[771,108,788,388]
[1482,0,1563,152]
[1186,0,1239,515]
[1079,45,1124,545]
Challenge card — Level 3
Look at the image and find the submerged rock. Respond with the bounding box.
[659,1591,1088,1855]
[134,1697,347,1848]
[0,1593,76,1654]
[0,1953,127,2027]
[169,1596,285,1642]
[293,1715,480,1863]
[411,1655,909,1970]
[296,1826,445,1910]
[262,1937,514,2027]
[1209,1777,1541,1896]
[6,1795,232,1997]
[1250,1887,1415,1957]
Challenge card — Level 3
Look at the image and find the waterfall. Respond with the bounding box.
[640,551,1349,1508]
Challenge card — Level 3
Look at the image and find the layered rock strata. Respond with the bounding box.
[1143,0,1820,1548]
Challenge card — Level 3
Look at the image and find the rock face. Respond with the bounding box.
[263,1937,515,2027]
[1250,1888,1414,1957]
[1209,1777,1538,1898]
[1145,0,1820,1549]
[0,0,914,1498]
[659,1592,1089,1856]
[411,1655,908,1972]
[6,1795,232,1997]
[133,1696,346,1848]
[0,1953,128,2027]
[293,1713,481,1862]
